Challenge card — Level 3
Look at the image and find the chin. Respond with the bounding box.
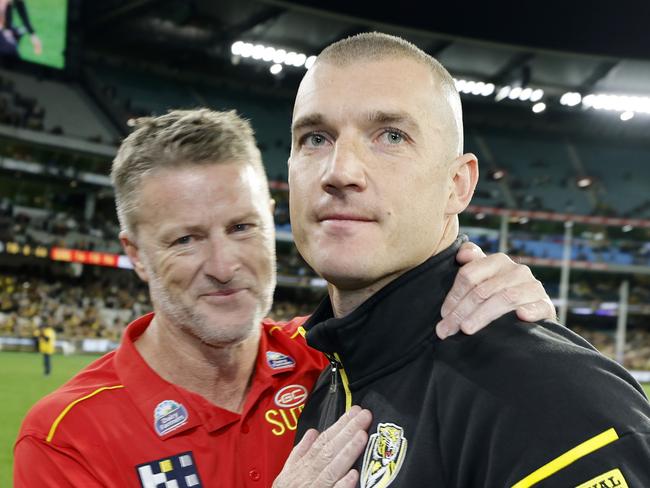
[198,323,257,347]
[319,265,374,291]
[188,311,260,347]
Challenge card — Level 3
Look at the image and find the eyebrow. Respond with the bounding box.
[292,113,324,133]
[291,110,421,135]
[366,110,420,133]
[158,224,204,241]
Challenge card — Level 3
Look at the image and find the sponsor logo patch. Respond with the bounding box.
[266,351,296,369]
[575,468,629,488]
[274,384,308,408]
[136,451,202,488]
[361,422,408,488]
[154,400,189,436]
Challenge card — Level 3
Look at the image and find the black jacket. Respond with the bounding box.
[297,238,650,487]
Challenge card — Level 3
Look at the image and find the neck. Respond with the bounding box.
[330,220,459,318]
[135,314,259,413]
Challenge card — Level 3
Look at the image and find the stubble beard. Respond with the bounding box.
[146,270,268,348]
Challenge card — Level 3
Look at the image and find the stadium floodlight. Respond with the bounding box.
[273,49,287,64]
[532,102,546,113]
[231,41,244,56]
[270,64,283,75]
[471,82,485,96]
[481,83,495,96]
[576,176,593,188]
[530,89,544,102]
[454,78,495,97]
[305,55,317,70]
[508,86,522,100]
[519,87,533,101]
[560,92,582,107]
[252,44,265,60]
[583,93,650,115]
[284,51,297,66]
[240,43,254,58]
[232,40,316,71]
[495,85,511,101]
[262,46,276,62]
[293,53,307,67]
[488,168,506,180]
[620,111,634,121]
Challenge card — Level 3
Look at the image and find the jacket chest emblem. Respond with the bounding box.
[360,422,408,488]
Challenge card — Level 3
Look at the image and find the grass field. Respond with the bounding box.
[16,0,68,69]
[0,351,98,487]
[1,351,650,486]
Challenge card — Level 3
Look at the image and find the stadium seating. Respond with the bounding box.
[0,68,118,143]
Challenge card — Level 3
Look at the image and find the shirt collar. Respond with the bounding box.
[303,236,465,386]
[114,314,298,439]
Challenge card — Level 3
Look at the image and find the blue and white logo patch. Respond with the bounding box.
[266,351,296,370]
[136,451,202,488]
[154,400,189,436]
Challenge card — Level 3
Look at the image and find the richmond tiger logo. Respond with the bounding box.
[360,422,408,488]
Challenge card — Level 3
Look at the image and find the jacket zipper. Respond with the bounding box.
[325,352,353,412]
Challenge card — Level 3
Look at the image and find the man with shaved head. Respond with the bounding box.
[290,32,650,487]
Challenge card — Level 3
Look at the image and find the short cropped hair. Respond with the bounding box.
[111,108,266,236]
[315,32,463,157]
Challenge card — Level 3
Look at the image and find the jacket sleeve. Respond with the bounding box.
[14,435,104,487]
[508,429,650,487]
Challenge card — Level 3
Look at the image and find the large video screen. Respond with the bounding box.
[0,0,68,69]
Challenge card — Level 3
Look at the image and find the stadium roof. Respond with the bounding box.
[79,0,650,141]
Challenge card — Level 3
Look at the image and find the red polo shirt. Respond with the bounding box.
[14,313,328,487]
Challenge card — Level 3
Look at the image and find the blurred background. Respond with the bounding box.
[1,1,650,484]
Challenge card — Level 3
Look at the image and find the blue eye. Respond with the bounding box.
[382,129,405,144]
[232,223,252,232]
[300,133,328,147]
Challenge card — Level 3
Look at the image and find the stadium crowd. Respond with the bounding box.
[0,272,319,342]
[1,266,649,369]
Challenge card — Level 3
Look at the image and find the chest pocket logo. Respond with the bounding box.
[360,422,408,488]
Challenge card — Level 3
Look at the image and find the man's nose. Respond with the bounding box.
[203,238,240,284]
[321,139,368,195]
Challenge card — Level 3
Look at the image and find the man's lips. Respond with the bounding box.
[200,289,245,298]
[318,213,375,222]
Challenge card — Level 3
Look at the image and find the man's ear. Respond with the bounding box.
[119,230,149,283]
[445,152,478,216]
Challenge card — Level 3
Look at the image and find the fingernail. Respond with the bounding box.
[436,322,449,339]
[348,406,360,416]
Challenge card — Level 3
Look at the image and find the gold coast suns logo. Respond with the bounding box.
[264,384,308,436]
[360,422,408,488]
